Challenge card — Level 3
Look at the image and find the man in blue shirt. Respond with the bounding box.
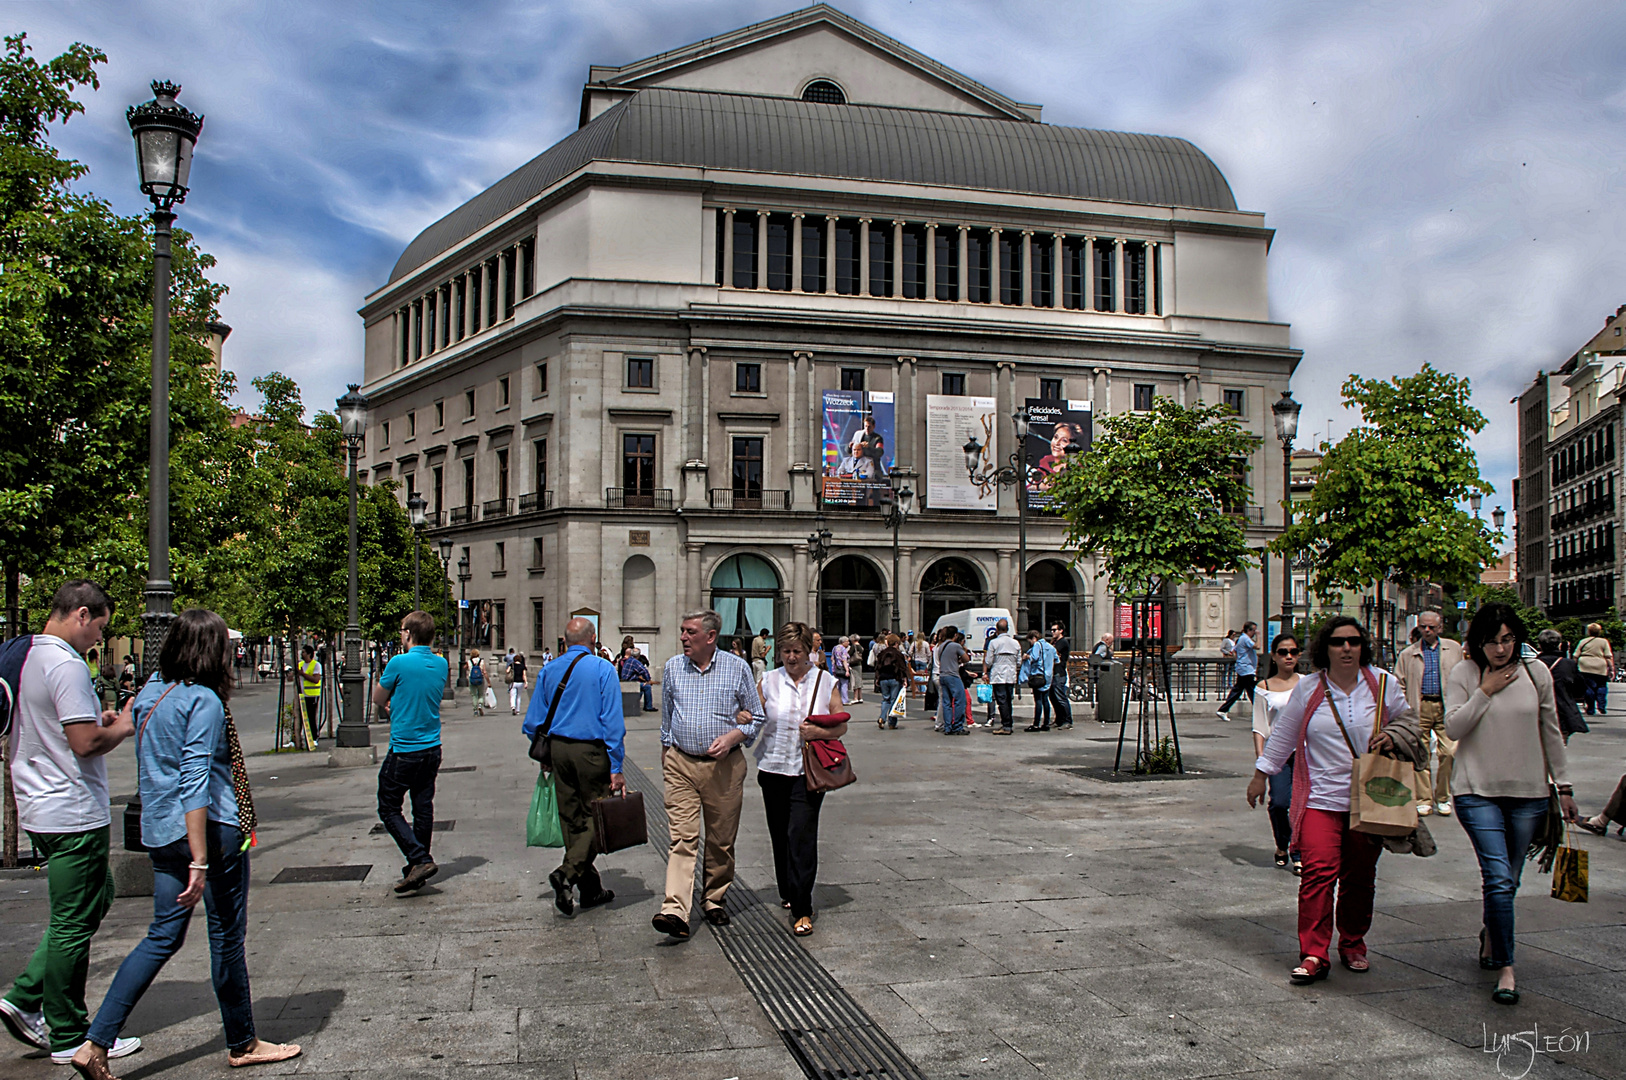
[1216,621,1258,720]
[524,618,625,916]
[372,610,449,894]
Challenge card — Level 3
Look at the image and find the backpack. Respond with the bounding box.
[0,634,36,742]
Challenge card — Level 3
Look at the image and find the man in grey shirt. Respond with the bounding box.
[936,633,969,735]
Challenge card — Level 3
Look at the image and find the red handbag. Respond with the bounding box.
[802,671,856,792]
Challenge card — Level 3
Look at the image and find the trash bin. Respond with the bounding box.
[1094,660,1124,728]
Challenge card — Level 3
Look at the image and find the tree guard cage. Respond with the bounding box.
[1113,594,1184,774]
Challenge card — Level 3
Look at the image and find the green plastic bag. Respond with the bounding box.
[527,771,564,848]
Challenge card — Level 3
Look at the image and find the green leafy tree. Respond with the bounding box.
[1047,398,1263,595]
[1277,365,1497,596]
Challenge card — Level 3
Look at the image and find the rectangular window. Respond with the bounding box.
[867,221,893,297]
[732,213,758,289]
[381,420,390,448]
[800,215,826,292]
[407,411,416,438]
[498,376,510,407]
[404,473,416,497]
[463,457,475,507]
[626,356,654,389]
[1125,242,1147,315]
[1031,235,1054,308]
[519,238,534,298]
[399,307,410,367]
[492,602,505,650]
[623,434,656,498]
[966,228,992,303]
[841,368,866,392]
[425,294,436,353]
[766,212,793,291]
[496,448,509,503]
[1094,239,1116,312]
[533,600,547,651]
[486,257,499,325]
[832,218,861,295]
[536,361,547,395]
[432,465,443,518]
[934,227,959,301]
[532,538,545,569]
[533,438,546,493]
[502,247,516,319]
[1040,378,1063,401]
[464,389,475,418]
[495,541,505,574]
[736,363,761,393]
[942,372,966,396]
[1223,388,1246,415]
[454,279,466,342]
[900,223,927,299]
[998,232,1022,305]
[442,284,453,348]
[732,437,764,499]
[434,400,445,430]
[1133,384,1155,412]
[714,210,725,286]
[1062,237,1086,309]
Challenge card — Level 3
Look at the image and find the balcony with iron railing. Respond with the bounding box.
[518,490,554,514]
[606,487,673,510]
[1550,496,1614,533]
[709,488,791,511]
[449,504,475,525]
[1551,547,1615,577]
[483,498,513,520]
[419,509,443,527]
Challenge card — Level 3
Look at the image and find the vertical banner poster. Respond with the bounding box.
[1024,399,1093,510]
[1114,602,1163,644]
[926,394,998,511]
[821,390,895,507]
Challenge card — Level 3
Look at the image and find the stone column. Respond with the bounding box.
[1021,231,1033,306]
[481,260,493,329]
[721,209,735,289]
[391,310,403,369]
[1052,233,1064,309]
[682,347,710,510]
[997,549,1014,613]
[792,542,809,623]
[1084,236,1095,311]
[1094,366,1111,415]
[895,356,917,473]
[1183,372,1202,409]
[897,546,915,631]
[925,223,937,299]
[858,218,871,296]
[755,210,769,289]
[791,350,815,508]
[686,541,705,612]
[463,272,475,338]
[514,244,526,305]
[439,285,451,349]
[990,227,1003,303]
[892,219,904,299]
[496,248,510,322]
[824,216,836,295]
[791,212,804,293]
[997,361,1016,516]
[958,225,970,302]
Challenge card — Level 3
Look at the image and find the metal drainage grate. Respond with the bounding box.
[623,760,925,1080]
[370,820,455,834]
[270,864,372,884]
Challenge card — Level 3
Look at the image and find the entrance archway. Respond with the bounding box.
[919,557,990,633]
[1026,559,1082,639]
[820,555,885,641]
[709,553,784,656]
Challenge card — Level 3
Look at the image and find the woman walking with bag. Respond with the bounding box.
[1252,633,1304,874]
[507,652,528,715]
[469,651,486,715]
[70,609,298,1080]
[1574,623,1614,716]
[1247,617,1410,985]
[874,634,909,729]
[1442,603,1576,1005]
[755,622,847,936]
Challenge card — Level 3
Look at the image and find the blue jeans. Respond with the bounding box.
[1267,754,1296,856]
[88,821,255,1053]
[378,746,441,867]
[939,674,967,733]
[640,682,653,710]
[1050,671,1073,725]
[1454,793,1549,967]
[879,679,902,727]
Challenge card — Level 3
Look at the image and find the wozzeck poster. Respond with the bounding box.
[821,390,895,507]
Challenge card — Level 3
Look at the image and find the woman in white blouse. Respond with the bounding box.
[756,622,847,936]
[1247,616,1411,985]
[1251,633,1303,873]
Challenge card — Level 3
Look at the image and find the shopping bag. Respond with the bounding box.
[484,686,497,709]
[526,771,565,848]
[1551,843,1588,903]
[1348,751,1419,837]
[976,682,993,703]
[889,689,908,719]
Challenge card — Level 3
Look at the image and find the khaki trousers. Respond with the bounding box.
[1416,698,1455,803]
[661,747,746,922]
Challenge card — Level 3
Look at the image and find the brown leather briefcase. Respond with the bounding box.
[590,791,648,855]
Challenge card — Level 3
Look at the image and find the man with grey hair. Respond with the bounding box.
[1397,610,1465,817]
[653,610,764,939]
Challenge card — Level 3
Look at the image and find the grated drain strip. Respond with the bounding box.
[623,759,925,1080]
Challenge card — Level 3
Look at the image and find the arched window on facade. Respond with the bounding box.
[801,79,846,105]
[819,555,885,641]
[919,557,990,633]
[710,554,783,657]
[622,555,656,628]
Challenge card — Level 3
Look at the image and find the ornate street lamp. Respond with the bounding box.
[1470,492,1483,518]
[1492,505,1506,531]
[964,406,1037,632]
[437,537,454,699]
[879,481,915,633]
[807,513,833,631]
[127,81,203,680]
[407,493,427,609]
[335,384,369,751]
[456,553,471,687]
[1272,391,1302,630]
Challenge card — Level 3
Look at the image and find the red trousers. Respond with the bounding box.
[1296,808,1383,963]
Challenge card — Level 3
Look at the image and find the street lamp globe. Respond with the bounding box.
[898,485,915,516]
[337,384,369,442]
[1271,390,1301,446]
[126,81,203,210]
[457,554,471,582]
[407,493,427,529]
[1470,492,1482,517]
[1492,506,1506,530]
[438,536,453,563]
[1013,407,1029,439]
[962,436,983,475]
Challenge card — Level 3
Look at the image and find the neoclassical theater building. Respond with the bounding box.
[357,5,1299,667]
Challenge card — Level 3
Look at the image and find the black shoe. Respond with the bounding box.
[548,869,574,916]
[394,861,438,893]
[704,907,732,926]
[578,888,615,909]
[1023,724,1043,732]
[652,912,690,939]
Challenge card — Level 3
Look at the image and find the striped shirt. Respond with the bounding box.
[660,649,764,755]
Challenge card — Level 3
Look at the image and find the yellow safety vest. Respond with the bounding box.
[298,659,322,698]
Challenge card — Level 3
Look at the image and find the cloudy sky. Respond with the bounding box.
[12,0,1626,539]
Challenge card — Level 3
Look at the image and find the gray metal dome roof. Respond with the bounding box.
[390,88,1237,282]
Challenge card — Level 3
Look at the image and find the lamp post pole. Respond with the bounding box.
[807,515,832,632]
[1272,391,1302,636]
[456,555,471,687]
[335,385,370,750]
[127,82,203,680]
[438,538,454,700]
[881,483,914,634]
[964,407,1068,636]
[408,494,427,609]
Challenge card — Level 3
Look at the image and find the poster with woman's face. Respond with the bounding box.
[1024,399,1092,509]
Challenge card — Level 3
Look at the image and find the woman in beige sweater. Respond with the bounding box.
[1444,603,1577,1006]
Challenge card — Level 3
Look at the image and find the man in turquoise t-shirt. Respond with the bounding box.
[372,610,450,894]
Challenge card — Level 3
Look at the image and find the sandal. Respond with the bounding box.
[1339,951,1369,973]
[1577,819,1608,837]
[228,1041,302,1068]
[793,916,814,936]
[1274,851,1288,868]
[1289,956,1330,984]
[1290,858,1303,877]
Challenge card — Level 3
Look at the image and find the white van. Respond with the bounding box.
[930,607,1016,662]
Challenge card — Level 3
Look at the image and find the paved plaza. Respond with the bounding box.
[2,679,1622,1080]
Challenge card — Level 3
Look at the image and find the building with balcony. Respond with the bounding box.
[356,5,1300,663]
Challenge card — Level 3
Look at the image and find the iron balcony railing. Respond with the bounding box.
[518,490,554,513]
[709,488,791,510]
[483,498,513,520]
[606,487,673,510]
[449,505,475,525]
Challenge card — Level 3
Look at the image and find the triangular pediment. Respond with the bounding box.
[580,4,1040,126]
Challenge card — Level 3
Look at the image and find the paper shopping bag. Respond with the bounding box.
[1349,752,1420,837]
[1551,845,1588,903]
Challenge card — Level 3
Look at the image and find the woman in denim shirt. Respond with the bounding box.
[70,609,298,1080]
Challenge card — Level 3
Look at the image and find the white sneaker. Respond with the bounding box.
[0,998,47,1050]
[1436,800,1453,816]
[52,1037,141,1064]
[1417,802,1434,817]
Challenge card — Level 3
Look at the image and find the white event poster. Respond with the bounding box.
[926,395,997,511]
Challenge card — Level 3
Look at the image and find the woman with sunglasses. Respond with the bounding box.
[1247,616,1410,985]
[1440,603,1575,1005]
[1251,634,1303,874]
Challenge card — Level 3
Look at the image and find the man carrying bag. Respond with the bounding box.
[523,618,624,917]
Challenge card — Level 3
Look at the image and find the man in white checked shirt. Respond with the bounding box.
[652,610,765,940]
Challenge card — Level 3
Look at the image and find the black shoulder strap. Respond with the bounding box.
[540,653,589,739]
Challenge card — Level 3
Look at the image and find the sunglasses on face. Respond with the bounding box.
[1328,636,1364,648]
[1275,647,1300,656]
